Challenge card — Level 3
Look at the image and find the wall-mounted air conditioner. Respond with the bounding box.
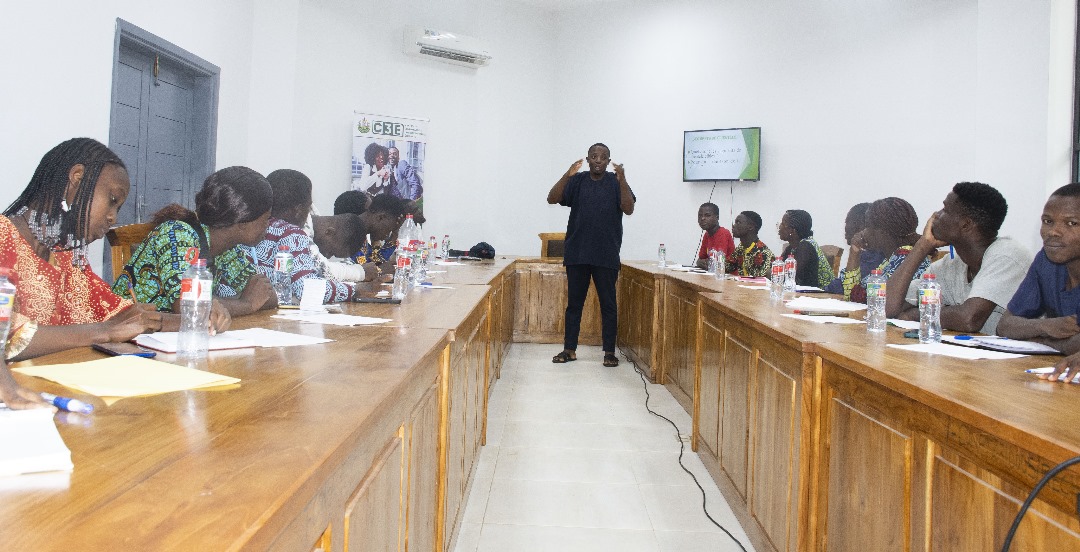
[403,25,492,68]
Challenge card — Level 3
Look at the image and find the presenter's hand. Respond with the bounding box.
[566,159,584,177]
[612,161,625,179]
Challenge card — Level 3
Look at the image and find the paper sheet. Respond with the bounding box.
[434,260,462,266]
[12,356,240,398]
[781,314,864,325]
[417,284,454,290]
[738,285,769,291]
[0,408,73,477]
[135,332,256,353]
[299,278,327,311]
[784,297,866,312]
[224,328,332,347]
[886,343,1027,360]
[272,312,391,326]
[887,319,921,330]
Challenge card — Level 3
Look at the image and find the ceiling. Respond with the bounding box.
[490,0,623,11]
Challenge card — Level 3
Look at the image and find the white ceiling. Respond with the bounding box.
[490,0,622,11]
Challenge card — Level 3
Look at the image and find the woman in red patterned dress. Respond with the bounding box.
[0,138,164,408]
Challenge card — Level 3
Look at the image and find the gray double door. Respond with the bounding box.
[110,44,199,224]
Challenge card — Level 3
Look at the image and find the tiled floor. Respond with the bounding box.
[452,343,755,552]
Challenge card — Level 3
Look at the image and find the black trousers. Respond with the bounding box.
[564,264,619,353]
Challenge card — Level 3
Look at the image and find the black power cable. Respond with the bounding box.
[1001,455,1080,551]
[622,351,749,552]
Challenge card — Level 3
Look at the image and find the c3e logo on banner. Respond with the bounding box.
[372,121,404,137]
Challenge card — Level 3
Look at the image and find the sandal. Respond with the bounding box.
[552,350,577,363]
[603,353,619,367]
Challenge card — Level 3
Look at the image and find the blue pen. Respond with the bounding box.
[949,245,954,259]
[40,392,94,414]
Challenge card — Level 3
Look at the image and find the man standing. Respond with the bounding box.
[884,182,1031,335]
[387,146,423,201]
[547,143,635,367]
[694,202,735,269]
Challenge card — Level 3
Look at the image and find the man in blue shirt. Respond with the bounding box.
[547,143,636,367]
[998,183,1080,382]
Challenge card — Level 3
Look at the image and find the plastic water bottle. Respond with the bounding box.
[865,268,887,333]
[392,255,410,299]
[177,259,213,358]
[397,215,421,288]
[769,258,785,300]
[0,268,16,353]
[917,273,942,343]
[658,243,667,268]
[706,249,717,274]
[713,250,726,281]
[441,235,450,259]
[415,245,429,283]
[783,255,797,294]
[273,245,294,306]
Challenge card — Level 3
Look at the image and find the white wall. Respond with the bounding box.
[550,0,1056,264]
[0,0,1070,273]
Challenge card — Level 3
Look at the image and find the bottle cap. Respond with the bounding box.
[0,267,9,278]
[871,269,883,275]
[923,273,936,279]
[192,258,208,268]
[278,245,289,251]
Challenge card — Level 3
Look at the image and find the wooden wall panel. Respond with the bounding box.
[406,383,440,552]
[750,356,799,552]
[698,311,723,458]
[721,332,752,500]
[511,263,601,345]
[344,430,405,552]
[823,397,913,552]
[662,281,698,411]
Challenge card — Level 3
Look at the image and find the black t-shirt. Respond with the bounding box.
[560,171,634,270]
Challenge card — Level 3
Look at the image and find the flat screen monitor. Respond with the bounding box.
[683,127,761,182]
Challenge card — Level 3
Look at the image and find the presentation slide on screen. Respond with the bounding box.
[683,127,760,181]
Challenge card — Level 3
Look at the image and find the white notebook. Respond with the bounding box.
[0,408,74,477]
[134,332,255,353]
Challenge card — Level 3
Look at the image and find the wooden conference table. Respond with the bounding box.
[3,257,1080,551]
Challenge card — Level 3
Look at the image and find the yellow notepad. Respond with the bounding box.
[13,356,240,398]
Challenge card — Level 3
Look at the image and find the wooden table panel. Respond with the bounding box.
[3,317,449,550]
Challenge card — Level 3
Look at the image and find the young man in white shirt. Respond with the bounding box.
[885,182,1031,335]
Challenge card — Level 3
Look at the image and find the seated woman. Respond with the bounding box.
[112,166,276,317]
[777,209,833,288]
[726,211,774,277]
[823,202,888,298]
[249,169,371,303]
[857,197,931,303]
[0,137,164,362]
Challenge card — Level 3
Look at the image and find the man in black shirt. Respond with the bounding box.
[547,143,636,367]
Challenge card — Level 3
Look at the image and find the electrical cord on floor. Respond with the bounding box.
[1000,454,1080,552]
[622,351,749,552]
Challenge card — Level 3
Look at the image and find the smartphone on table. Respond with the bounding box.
[92,342,157,358]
